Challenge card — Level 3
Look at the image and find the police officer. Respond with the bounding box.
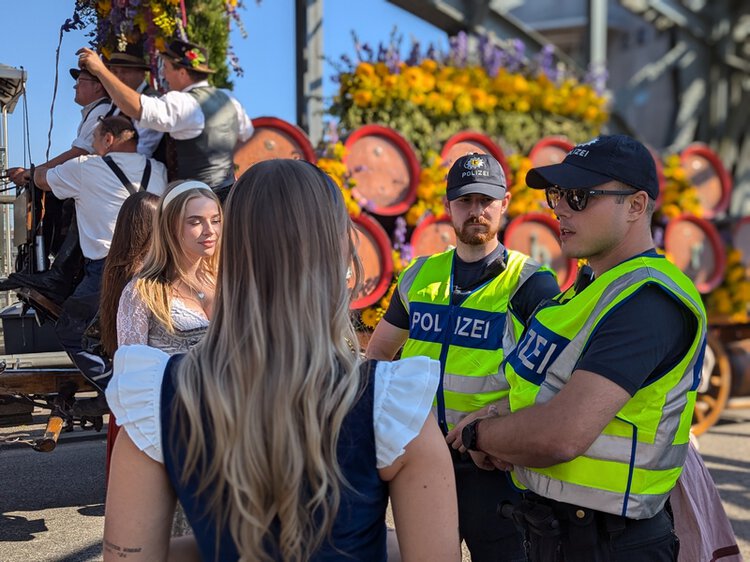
[456,135,707,561]
[367,153,560,561]
[77,40,253,202]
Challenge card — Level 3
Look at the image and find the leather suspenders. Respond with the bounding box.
[101,156,152,195]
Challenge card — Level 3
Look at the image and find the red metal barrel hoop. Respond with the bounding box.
[528,137,575,169]
[663,214,726,293]
[680,143,732,219]
[349,212,395,310]
[233,116,317,178]
[343,125,420,216]
[503,212,578,290]
[410,213,457,258]
[440,131,512,185]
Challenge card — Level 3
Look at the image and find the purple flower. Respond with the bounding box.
[406,40,421,66]
[584,63,608,95]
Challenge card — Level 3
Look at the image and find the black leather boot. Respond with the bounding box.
[0,225,84,304]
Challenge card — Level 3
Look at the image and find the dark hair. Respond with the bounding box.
[97,115,139,144]
[99,191,160,357]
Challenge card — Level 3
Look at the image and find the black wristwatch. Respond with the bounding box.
[462,418,483,452]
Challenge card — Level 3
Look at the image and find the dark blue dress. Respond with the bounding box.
[160,357,389,561]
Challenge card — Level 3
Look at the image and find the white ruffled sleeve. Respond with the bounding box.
[106,344,171,463]
[373,356,440,469]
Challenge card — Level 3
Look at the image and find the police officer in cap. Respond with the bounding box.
[454,135,707,561]
[367,152,560,561]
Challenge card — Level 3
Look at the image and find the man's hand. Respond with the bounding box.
[445,408,484,453]
[8,167,30,186]
[445,398,509,452]
[77,47,106,77]
[468,450,497,471]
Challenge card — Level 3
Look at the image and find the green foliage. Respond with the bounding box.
[185,0,232,89]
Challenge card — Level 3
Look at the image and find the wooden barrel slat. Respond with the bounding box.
[410,214,456,258]
[503,212,578,290]
[663,214,726,293]
[349,213,394,310]
[233,116,316,178]
[441,131,511,185]
[528,137,574,168]
[344,125,420,216]
[680,143,732,219]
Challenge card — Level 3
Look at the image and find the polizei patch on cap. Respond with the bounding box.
[462,155,490,178]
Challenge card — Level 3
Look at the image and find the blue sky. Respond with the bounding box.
[0,0,446,168]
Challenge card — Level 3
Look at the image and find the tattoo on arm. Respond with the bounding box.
[104,539,143,558]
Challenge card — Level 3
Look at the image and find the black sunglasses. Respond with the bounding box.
[545,186,637,212]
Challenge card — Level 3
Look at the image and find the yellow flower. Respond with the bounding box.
[352,90,373,107]
[355,63,376,79]
[420,59,438,73]
[360,307,383,329]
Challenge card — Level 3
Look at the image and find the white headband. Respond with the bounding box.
[162,180,214,208]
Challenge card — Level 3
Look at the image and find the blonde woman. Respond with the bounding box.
[116,180,221,354]
[104,160,460,561]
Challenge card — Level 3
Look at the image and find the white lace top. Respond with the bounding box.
[107,345,440,469]
[117,279,209,355]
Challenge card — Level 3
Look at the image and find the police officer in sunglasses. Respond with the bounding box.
[454,135,707,561]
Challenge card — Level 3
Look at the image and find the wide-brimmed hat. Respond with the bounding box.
[160,40,214,74]
[106,48,150,70]
[69,68,100,82]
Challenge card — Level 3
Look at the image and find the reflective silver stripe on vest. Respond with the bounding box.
[442,407,467,428]
[443,370,507,395]
[583,435,688,470]
[398,256,429,312]
[502,258,544,353]
[517,266,705,517]
[513,469,670,520]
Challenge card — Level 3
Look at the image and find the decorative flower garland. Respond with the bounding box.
[405,150,448,227]
[329,32,609,157]
[506,153,553,218]
[317,142,364,217]
[72,0,249,87]
[704,247,750,322]
[657,154,703,219]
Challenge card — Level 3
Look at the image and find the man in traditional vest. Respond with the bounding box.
[32,116,167,410]
[77,39,253,202]
[367,153,560,561]
[456,135,707,561]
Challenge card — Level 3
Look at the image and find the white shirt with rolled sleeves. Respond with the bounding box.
[107,82,164,157]
[46,153,167,260]
[137,80,253,141]
[71,97,113,153]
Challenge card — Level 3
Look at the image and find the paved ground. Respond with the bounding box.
[1,410,748,561]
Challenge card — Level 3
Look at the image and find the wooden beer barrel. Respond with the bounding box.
[440,131,511,184]
[680,143,732,219]
[343,125,420,216]
[663,214,726,293]
[647,145,666,210]
[503,212,578,290]
[233,116,317,178]
[349,213,394,310]
[410,214,456,258]
[528,137,574,168]
[732,217,750,275]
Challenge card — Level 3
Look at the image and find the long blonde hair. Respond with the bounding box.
[173,160,364,561]
[135,181,221,331]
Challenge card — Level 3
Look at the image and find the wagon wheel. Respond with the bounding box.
[692,332,732,436]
